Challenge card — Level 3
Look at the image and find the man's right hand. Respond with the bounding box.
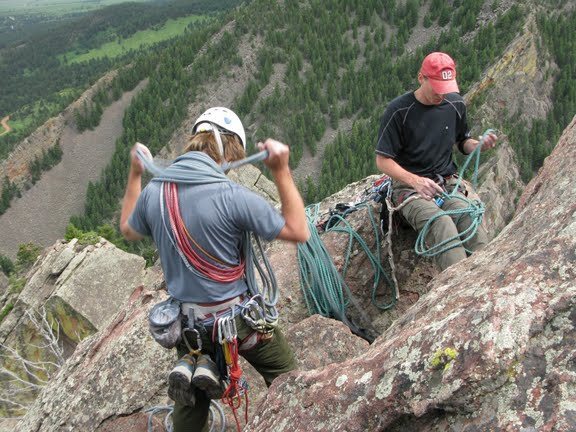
[411,176,444,200]
[130,142,151,176]
[258,139,290,172]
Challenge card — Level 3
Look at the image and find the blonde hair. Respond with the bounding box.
[184,131,246,163]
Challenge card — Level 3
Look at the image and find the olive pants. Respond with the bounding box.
[392,177,488,271]
[171,316,297,432]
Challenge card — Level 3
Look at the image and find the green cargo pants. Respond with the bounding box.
[392,176,488,271]
[171,315,296,432]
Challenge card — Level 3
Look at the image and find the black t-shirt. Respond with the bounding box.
[375,91,471,178]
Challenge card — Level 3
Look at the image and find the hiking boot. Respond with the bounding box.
[168,354,196,407]
[192,354,225,399]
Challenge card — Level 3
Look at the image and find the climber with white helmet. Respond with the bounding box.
[120,107,309,431]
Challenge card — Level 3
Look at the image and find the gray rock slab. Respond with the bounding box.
[52,241,146,331]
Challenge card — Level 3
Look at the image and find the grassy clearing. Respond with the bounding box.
[61,14,205,64]
[0,0,152,16]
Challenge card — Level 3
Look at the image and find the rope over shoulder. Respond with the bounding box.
[137,147,281,330]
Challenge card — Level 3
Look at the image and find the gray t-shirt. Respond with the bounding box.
[129,180,285,302]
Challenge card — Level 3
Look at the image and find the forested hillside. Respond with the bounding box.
[2,0,575,263]
[0,0,242,160]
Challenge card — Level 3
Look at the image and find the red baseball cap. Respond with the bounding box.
[420,52,459,94]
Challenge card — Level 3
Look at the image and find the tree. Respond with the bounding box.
[0,307,65,415]
[0,254,14,276]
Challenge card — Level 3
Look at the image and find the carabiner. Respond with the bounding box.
[183,327,202,352]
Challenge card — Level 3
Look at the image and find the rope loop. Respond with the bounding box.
[414,128,493,257]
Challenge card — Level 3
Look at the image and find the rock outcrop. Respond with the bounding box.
[14,288,368,432]
[465,14,556,129]
[476,141,524,235]
[247,115,576,431]
[0,239,155,417]
[0,71,119,187]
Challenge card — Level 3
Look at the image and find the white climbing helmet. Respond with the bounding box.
[192,107,246,153]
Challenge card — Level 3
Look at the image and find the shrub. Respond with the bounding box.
[16,242,42,270]
[0,254,15,276]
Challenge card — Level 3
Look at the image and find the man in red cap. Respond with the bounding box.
[375,52,498,271]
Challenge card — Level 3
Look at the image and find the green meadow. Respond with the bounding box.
[61,14,205,64]
[0,0,152,16]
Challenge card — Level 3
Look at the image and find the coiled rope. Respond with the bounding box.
[297,201,396,341]
[414,129,493,257]
[137,148,281,330]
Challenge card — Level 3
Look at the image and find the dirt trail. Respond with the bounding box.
[0,82,147,258]
[0,116,11,137]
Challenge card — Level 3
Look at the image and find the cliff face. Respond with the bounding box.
[465,13,556,129]
[6,116,575,431]
[248,115,576,432]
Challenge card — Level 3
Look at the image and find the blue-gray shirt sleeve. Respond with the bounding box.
[232,185,285,241]
[128,186,152,237]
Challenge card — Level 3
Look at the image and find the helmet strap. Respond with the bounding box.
[212,125,226,162]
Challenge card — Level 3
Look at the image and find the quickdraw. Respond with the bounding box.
[217,316,248,432]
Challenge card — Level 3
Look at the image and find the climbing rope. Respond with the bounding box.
[145,401,226,432]
[138,146,281,331]
[322,202,395,310]
[297,200,396,340]
[413,129,493,257]
[163,182,246,282]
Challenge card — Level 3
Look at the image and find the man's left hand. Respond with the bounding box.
[480,132,498,151]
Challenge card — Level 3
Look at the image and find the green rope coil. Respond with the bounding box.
[415,129,493,257]
[297,202,396,328]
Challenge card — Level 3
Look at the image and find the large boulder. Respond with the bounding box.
[48,241,146,331]
[246,116,576,431]
[0,239,154,418]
